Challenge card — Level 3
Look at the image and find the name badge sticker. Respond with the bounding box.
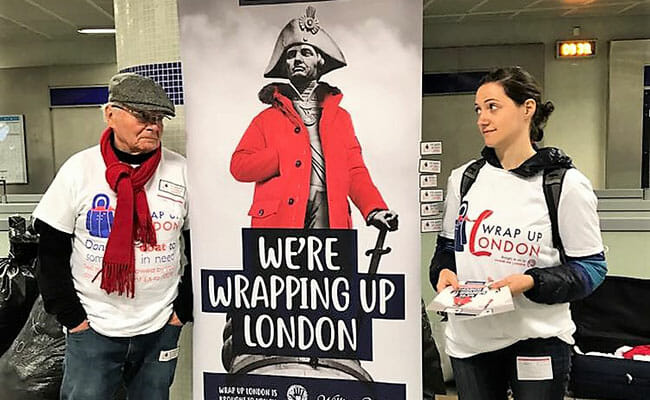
[159,347,180,362]
[158,180,186,199]
[516,356,553,381]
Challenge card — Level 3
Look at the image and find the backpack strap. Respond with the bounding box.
[460,159,486,200]
[543,167,569,264]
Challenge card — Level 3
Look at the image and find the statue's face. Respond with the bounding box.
[284,44,322,82]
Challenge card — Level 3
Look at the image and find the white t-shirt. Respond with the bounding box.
[440,161,603,358]
[33,145,189,337]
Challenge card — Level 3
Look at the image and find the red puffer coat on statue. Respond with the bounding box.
[230,83,387,228]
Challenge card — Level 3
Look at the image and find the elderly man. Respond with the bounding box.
[230,6,398,232]
[33,73,192,400]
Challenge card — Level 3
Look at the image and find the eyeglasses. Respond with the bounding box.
[111,104,167,124]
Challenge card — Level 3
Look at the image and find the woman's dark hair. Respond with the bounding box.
[478,66,554,142]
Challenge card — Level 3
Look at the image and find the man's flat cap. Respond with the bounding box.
[108,73,175,117]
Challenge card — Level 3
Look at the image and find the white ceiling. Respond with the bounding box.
[424,0,650,23]
[0,0,113,42]
[0,0,647,42]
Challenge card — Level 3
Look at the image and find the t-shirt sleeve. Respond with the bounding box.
[33,159,78,234]
[441,169,462,240]
[558,169,604,257]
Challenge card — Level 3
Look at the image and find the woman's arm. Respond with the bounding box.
[523,252,606,304]
[429,236,457,291]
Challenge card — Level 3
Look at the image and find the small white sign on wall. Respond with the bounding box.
[419,159,441,174]
[421,202,444,217]
[420,141,442,155]
[420,189,443,202]
[420,174,437,188]
[421,219,443,233]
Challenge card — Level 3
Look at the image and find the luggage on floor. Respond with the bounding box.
[569,276,650,400]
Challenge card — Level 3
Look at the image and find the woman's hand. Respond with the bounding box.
[436,268,460,293]
[489,274,534,296]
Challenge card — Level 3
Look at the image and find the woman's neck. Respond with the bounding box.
[494,134,536,170]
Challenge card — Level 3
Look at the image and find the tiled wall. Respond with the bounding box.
[114,0,186,155]
[114,0,180,66]
[120,62,184,106]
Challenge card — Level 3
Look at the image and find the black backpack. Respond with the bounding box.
[460,159,569,263]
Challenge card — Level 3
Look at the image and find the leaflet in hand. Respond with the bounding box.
[428,280,514,319]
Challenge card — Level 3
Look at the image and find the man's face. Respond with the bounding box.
[284,44,322,82]
[105,104,165,154]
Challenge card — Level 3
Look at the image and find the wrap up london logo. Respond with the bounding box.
[454,201,544,264]
[86,194,115,238]
[201,229,405,360]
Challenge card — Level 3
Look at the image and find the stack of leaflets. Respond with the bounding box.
[428,280,515,319]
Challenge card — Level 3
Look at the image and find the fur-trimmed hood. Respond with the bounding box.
[258,82,341,105]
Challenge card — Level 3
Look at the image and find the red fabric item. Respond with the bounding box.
[623,345,650,359]
[99,127,160,297]
[230,88,387,228]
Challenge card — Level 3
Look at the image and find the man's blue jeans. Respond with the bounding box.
[61,323,183,400]
[450,337,571,400]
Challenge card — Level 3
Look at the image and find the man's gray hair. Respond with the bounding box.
[101,102,118,123]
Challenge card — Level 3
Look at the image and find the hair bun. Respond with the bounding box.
[543,101,555,115]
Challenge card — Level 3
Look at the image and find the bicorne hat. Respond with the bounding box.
[264,6,346,79]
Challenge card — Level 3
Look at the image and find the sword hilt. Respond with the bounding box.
[364,246,391,257]
[366,227,391,275]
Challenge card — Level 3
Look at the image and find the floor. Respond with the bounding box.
[435,382,603,400]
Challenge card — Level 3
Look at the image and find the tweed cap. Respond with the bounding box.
[108,73,175,117]
[264,6,346,79]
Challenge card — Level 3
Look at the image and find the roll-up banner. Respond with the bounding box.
[179,1,422,399]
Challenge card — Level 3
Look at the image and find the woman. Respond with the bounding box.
[429,66,607,400]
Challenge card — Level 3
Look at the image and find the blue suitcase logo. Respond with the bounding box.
[86,194,114,238]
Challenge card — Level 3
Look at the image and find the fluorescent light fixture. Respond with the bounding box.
[78,28,115,34]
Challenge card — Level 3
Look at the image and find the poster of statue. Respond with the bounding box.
[179,1,422,398]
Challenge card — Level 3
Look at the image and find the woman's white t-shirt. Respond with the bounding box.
[440,161,603,358]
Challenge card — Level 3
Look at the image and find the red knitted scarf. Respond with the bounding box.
[99,128,160,297]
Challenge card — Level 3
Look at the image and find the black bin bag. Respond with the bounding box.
[7,216,39,267]
[0,216,39,355]
[0,296,65,400]
[0,216,126,400]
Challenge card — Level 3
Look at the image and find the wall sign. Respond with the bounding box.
[0,115,28,184]
[419,159,441,174]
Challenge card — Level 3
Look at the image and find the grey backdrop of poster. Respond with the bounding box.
[179,0,422,399]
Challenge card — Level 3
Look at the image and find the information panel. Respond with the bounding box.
[0,115,28,184]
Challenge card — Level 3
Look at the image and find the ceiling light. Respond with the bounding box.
[78,28,115,34]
